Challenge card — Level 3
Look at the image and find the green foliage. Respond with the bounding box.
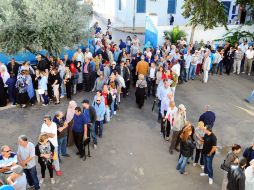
[164,26,186,43]
[0,0,92,56]
[215,27,254,46]
[182,0,228,30]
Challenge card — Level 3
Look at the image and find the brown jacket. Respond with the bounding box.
[136,60,149,76]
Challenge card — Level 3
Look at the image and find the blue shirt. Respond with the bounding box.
[0,185,14,190]
[72,114,87,133]
[199,111,216,127]
[83,109,91,123]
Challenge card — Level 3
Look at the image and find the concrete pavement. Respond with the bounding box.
[0,73,254,190]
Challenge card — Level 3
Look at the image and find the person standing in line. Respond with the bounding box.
[94,96,106,138]
[233,47,244,75]
[200,126,217,185]
[6,165,27,190]
[72,107,88,158]
[82,99,97,149]
[221,144,242,190]
[17,135,40,190]
[176,126,195,175]
[136,55,149,78]
[169,104,187,155]
[227,157,246,190]
[203,51,211,83]
[35,134,55,185]
[135,74,147,109]
[53,111,70,163]
[193,121,205,169]
[243,141,254,167]
[244,46,254,76]
[199,105,216,128]
[40,115,61,176]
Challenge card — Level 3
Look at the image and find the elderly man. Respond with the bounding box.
[36,55,48,73]
[136,55,149,77]
[199,105,216,128]
[203,51,211,83]
[0,146,17,184]
[244,46,254,76]
[17,135,40,190]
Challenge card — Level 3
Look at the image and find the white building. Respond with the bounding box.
[93,0,241,27]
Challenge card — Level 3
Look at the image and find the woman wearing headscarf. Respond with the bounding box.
[66,100,77,146]
[0,67,10,98]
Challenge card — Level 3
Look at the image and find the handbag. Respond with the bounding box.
[52,151,57,161]
[220,160,229,172]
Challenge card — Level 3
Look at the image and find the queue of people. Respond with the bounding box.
[0,20,254,190]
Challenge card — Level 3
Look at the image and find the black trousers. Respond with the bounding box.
[73,131,84,156]
[66,80,72,99]
[39,161,53,178]
[194,148,204,165]
[83,73,91,92]
[226,61,233,75]
[161,111,171,138]
[147,78,156,97]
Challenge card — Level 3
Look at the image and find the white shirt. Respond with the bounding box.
[245,49,254,59]
[245,165,254,190]
[149,67,156,79]
[85,52,93,59]
[203,57,211,71]
[239,43,249,53]
[172,63,180,77]
[165,107,178,125]
[184,54,192,68]
[41,122,58,147]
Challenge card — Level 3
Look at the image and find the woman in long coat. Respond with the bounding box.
[66,100,77,146]
[135,74,147,109]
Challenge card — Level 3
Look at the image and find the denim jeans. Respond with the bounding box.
[189,64,197,79]
[41,93,49,104]
[89,123,97,145]
[95,120,104,137]
[185,67,189,81]
[203,154,215,178]
[60,81,66,96]
[176,154,189,174]
[110,99,115,117]
[24,166,40,190]
[217,61,223,75]
[58,136,67,157]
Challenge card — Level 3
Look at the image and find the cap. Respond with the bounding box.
[82,99,89,104]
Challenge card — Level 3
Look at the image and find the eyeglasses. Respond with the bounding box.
[4,150,11,153]
[96,100,101,102]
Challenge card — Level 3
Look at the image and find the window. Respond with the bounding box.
[119,0,121,10]
[221,1,231,18]
[137,0,146,13]
[167,0,176,14]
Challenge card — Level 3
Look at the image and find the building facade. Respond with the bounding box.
[93,0,241,27]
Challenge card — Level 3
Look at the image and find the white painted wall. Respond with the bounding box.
[156,25,254,45]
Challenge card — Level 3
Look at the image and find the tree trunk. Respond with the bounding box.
[190,25,196,43]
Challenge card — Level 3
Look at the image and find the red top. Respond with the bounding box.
[102,92,108,106]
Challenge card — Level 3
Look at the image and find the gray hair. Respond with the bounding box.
[18,135,28,142]
[1,145,9,152]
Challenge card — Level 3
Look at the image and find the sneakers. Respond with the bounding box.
[200,173,208,177]
[51,178,55,184]
[60,95,64,99]
[114,111,117,115]
[209,178,213,185]
[201,165,204,170]
[56,170,62,176]
[42,104,48,106]
[39,178,44,184]
[248,73,250,76]
[165,137,170,141]
[94,144,97,150]
[193,163,197,167]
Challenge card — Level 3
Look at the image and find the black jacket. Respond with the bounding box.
[7,62,20,77]
[227,166,245,190]
[180,138,196,157]
[119,67,130,81]
[89,106,97,123]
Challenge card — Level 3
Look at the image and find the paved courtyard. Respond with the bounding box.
[1,73,254,190]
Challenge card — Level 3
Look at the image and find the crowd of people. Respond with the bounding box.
[0,21,254,190]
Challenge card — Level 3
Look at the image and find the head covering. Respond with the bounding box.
[178,104,186,111]
[66,100,77,123]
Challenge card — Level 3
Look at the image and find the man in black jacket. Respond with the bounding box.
[82,99,97,149]
[7,58,20,77]
[227,157,246,190]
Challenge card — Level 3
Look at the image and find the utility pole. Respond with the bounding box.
[133,0,136,34]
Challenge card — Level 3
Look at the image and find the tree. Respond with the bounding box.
[164,26,186,44]
[182,0,228,43]
[0,0,92,58]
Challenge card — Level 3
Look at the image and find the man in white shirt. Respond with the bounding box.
[244,46,254,76]
[171,59,181,77]
[84,48,93,60]
[203,52,211,83]
[239,40,249,54]
[184,51,192,81]
[148,62,156,97]
[189,50,200,80]
[41,115,61,176]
